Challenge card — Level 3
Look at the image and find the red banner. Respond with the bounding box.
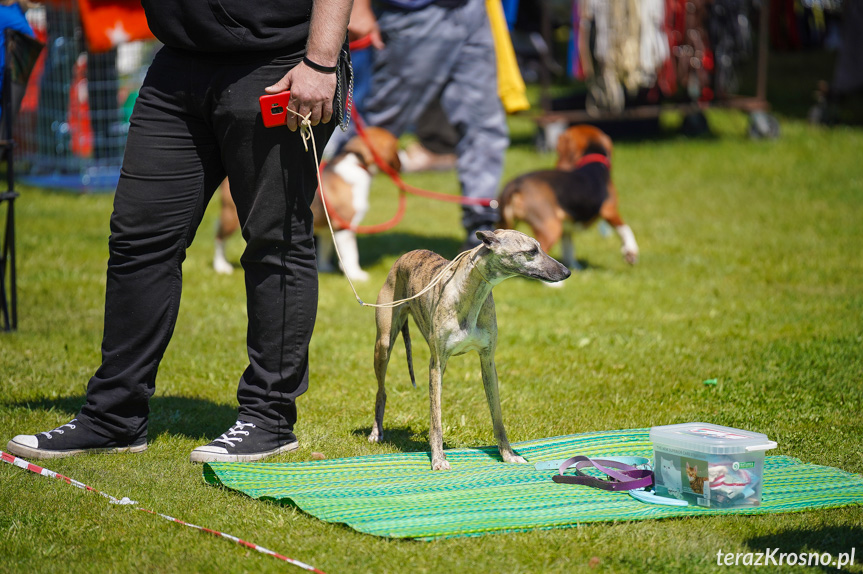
[77,0,154,53]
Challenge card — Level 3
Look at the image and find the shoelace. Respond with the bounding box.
[41,419,77,439]
[213,421,256,448]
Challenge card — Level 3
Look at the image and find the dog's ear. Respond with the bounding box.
[477,230,500,249]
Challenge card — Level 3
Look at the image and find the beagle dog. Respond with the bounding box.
[213,127,402,281]
[497,125,638,269]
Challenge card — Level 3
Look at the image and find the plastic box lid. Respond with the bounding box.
[649,422,777,455]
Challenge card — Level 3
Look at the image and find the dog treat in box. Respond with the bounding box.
[650,423,777,508]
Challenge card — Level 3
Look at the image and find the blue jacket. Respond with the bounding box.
[0,3,34,119]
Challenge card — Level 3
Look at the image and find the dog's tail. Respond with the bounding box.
[401,321,416,388]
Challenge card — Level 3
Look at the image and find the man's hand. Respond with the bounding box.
[265,0,351,131]
[265,64,336,132]
[348,0,384,49]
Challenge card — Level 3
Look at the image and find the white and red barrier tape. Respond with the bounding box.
[1,450,326,574]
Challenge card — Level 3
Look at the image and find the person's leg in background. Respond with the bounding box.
[438,0,509,246]
[360,6,455,144]
[399,96,459,173]
[362,2,506,245]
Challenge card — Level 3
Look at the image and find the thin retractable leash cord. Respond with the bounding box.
[0,450,326,573]
[289,108,482,309]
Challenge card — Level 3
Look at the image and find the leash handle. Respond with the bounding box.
[551,456,654,491]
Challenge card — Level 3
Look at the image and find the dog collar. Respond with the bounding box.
[575,153,611,170]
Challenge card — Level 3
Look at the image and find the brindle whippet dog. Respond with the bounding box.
[370,229,571,470]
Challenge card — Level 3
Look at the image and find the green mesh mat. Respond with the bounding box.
[202,429,863,540]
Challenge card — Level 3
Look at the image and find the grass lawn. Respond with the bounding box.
[2,78,863,570]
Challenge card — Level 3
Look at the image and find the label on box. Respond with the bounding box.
[688,427,750,440]
[653,449,763,508]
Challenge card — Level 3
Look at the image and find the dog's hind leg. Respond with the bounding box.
[371,305,397,443]
[428,353,451,470]
[479,349,526,464]
[599,188,638,265]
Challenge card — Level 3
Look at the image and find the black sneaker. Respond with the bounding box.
[189,420,298,463]
[6,419,147,460]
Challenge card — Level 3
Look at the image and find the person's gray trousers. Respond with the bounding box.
[344,0,509,230]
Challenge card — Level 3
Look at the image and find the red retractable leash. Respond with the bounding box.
[351,108,499,210]
[261,89,497,236]
[319,108,499,235]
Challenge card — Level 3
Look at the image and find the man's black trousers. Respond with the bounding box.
[77,46,334,443]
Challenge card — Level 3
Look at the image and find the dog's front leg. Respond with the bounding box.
[428,354,450,470]
[614,224,639,265]
[480,350,526,464]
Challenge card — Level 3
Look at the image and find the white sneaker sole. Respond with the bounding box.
[189,440,299,464]
[6,439,148,460]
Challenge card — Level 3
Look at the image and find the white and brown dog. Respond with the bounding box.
[213,127,401,281]
[498,124,638,269]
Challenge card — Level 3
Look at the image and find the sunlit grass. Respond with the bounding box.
[1,105,861,572]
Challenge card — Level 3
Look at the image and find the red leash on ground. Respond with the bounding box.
[1,450,326,573]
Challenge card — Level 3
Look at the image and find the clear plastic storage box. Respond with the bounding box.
[650,423,777,508]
